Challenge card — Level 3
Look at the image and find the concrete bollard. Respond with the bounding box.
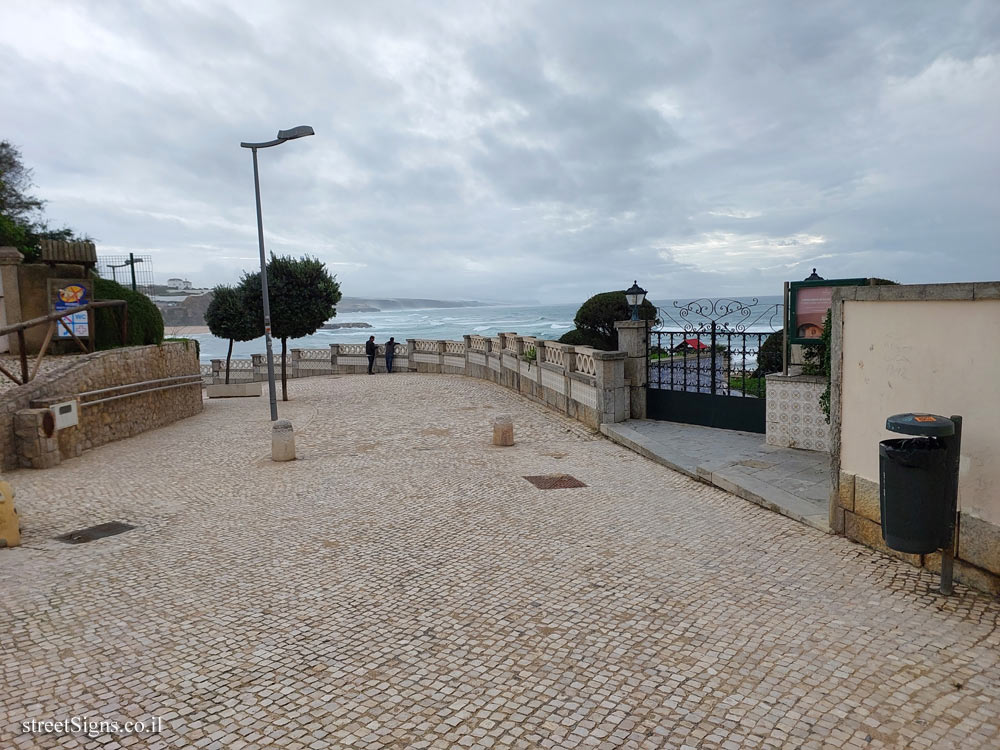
[0,480,21,548]
[492,415,514,446]
[272,420,296,462]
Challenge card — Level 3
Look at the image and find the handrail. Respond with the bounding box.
[77,374,203,399]
[0,300,127,337]
[0,300,129,386]
[79,379,203,408]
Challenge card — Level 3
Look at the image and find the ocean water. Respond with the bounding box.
[186,297,783,362]
[187,303,578,362]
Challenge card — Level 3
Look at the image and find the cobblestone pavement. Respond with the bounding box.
[2,374,999,750]
[0,353,83,394]
[602,421,830,532]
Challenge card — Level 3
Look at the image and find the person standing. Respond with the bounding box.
[384,337,397,373]
[365,335,377,374]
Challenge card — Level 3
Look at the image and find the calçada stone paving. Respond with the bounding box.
[2,374,998,749]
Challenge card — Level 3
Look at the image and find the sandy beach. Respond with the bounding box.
[165,325,211,335]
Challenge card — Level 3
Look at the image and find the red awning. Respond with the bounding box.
[679,338,708,350]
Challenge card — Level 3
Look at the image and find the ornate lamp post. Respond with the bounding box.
[240,125,315,421]
[625,280,647,321]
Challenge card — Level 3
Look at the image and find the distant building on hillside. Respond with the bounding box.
[166,278,193,290]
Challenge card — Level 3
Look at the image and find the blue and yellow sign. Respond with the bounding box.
[54,284,90,338]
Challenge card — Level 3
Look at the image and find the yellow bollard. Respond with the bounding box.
[0,480,21,548]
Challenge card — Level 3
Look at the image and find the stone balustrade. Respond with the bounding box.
[575,348,598,377]
[206,333,630,430]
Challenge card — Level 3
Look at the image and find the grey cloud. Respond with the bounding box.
[2,0,998,303]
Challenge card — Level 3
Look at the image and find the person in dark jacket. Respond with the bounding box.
[365,336,377,374]
[384,337,397,373]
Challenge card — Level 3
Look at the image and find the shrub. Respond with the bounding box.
[817,309,832,422]
[92,275,164,349]
[558,328,608,348]
[240,254,342,400]
[205,285,258,383]
[753,329,784,377]
[562,290,658,350]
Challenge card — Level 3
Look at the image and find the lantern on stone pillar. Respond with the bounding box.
[625,281,647,321]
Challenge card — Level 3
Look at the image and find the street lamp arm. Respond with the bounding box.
[241,125,314,149]
[240,139,283,149]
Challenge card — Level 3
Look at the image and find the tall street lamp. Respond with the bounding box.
[240,125,315,421]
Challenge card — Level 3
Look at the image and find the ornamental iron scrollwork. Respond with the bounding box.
[647,297,785,406]
[653,297,782,333]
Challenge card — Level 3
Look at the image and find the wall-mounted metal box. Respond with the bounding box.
[50,400,79,430]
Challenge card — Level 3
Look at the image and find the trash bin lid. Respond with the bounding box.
[885,413,955,436]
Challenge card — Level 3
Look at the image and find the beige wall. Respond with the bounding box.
[13,263,89,354]
[840,299,1000,525]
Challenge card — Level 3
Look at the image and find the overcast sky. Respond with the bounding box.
[3,1,998,303]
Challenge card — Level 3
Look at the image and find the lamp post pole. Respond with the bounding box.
[240,126,315,422]
[250,146,279,421]
[129,252,138,292]
[109,257,143,292]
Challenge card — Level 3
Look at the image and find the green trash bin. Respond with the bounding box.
[879,413,956,555]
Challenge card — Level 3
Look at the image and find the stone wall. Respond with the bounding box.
[210,344,411,383]
[837,471,1000,596]
[419,334,627,429]
[401,334,626,429]
[1,341,202,470]
[765,374,830,452]
[13,261,93,355]
[0,248,23,354]
[830,281,1000,595]
[209,334,630,431]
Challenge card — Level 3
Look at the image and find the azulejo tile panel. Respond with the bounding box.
[766,379,830,452]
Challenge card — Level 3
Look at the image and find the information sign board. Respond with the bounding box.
[788,278,866,345]
[48,280,93,339]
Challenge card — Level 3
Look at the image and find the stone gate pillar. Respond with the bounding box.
[614,319,647,419]
[0,247,24,355]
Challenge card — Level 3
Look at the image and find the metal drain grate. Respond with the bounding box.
[56,521,136,544]
[523,474,587,490]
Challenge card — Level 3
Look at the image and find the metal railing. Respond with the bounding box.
[78,374,203,407]
[648,330,773,397]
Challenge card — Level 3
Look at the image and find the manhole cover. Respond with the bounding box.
[56,521,135,544]
[523,474,587,490]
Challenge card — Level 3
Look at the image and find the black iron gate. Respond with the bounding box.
[646,298,782,433]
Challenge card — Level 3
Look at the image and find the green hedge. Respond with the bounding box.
[557,327,609,348]
[92,276,164,349]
